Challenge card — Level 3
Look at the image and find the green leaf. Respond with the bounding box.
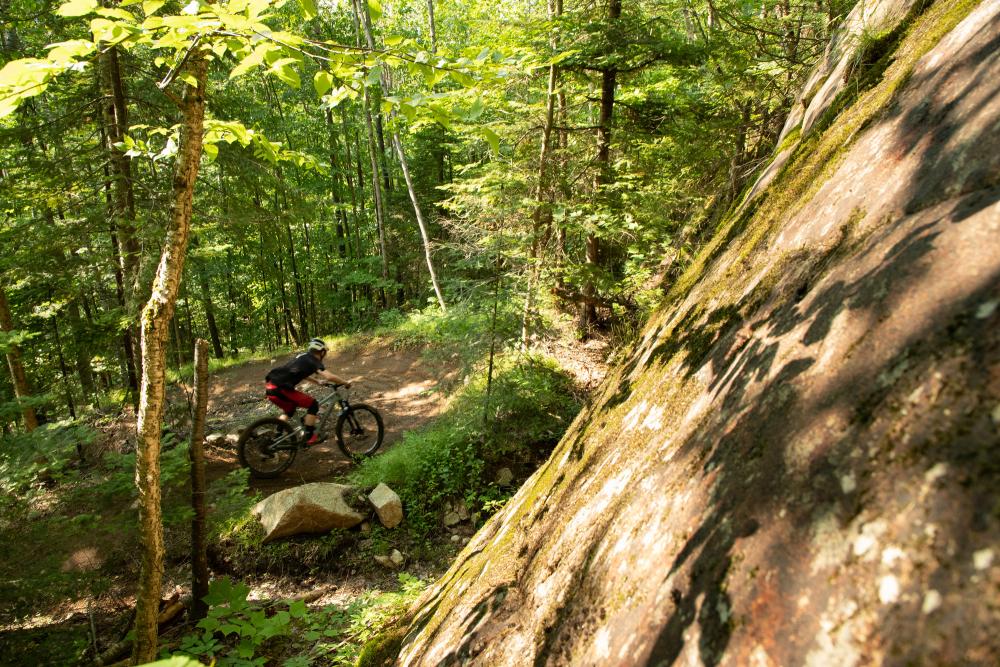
[46,39,96,64]
[203,143,218,160]
[297,0,317,20]
[479,127,500,154]
[449,70,474,87]
[384,35,403,47]
[288,599,307,618]
[229,43,268,79]
[313,70,332,97]
[465,97,485,121]
[142,0,165,15]
[180,73,199,88]
[56,0,98,17]
[367,0,381,22]
[269,59,301,89]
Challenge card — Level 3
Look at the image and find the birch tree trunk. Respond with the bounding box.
[131,51,208,665]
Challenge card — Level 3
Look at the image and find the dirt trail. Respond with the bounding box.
[201,342,453,493]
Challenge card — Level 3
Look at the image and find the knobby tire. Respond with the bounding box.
[238,417,298,478]
[335,404,384,458]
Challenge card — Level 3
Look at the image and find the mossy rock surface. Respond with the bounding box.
[366,1,1000,664]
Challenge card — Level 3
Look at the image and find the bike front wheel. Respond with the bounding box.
[238,417,298,478]
[335,404,384,458]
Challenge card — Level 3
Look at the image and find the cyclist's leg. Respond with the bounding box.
[282,389,320,442]
[265,383,297,419]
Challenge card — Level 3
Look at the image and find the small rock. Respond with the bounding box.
[462,537,470,545]
[368,483,404,529]
[455,500,470,521]
[495,468,514,487]
[444,511,462,527]
[225,433,240,445]
[205,433,226,446]
[374,554,392,568]
[360,522,372,534]
[389,549,404,566]
[451,534,461,543]
[991,403,1000,426]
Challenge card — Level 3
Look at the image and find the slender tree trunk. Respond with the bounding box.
[362,90,390,304]
[582,0,621,332]
[0,283,38,432]
[50,307,76,420]
[195,262,224,358]
[189,339,210,622]
[67,296,96,401]
[355,0,447,311]
[427,0,437,53]
[101,47,143,379]
[522,0,561,346]
[132,50,207,666]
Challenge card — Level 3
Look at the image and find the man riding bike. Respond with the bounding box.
[264,338,351,446]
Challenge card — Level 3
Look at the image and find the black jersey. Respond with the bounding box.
[265,353,325,389]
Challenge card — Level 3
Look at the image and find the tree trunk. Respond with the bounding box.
[427,0,437,53]
[131,50,207,666]
[362,89,391,304]
[582,0,621,332]
[196,262,225,358]
[354,0,447,311]
[0,283,38,432]
[522,0,561,346]
[101,47,143,379]
[189,339,210,622]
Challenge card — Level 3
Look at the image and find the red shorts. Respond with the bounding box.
[265,383,315,415]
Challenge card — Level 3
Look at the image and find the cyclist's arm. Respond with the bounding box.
[310,369,351,387]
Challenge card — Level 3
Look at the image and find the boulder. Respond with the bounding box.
[205,433,226,446]
[443,511,462,527]
[252,483,364,542]
[368,483,403,528]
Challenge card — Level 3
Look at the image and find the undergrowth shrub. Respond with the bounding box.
[168,573,426,666]
[351,352,580,534]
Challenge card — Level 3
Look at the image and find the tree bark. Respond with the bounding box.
[131,49,207,665]
[0,283,38,432]
[582,0,621,332]
[189,339,210,622]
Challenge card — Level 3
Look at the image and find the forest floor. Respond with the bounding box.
[0,331,610,666]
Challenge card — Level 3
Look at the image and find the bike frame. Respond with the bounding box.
[268,386,351,451]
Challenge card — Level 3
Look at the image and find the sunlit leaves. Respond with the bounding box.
[313,70,333,97]
[297,0,317,20]
[267,57,301,88]
[55,0,98,17]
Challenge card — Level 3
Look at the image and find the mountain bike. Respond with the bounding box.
[237,383,384,478]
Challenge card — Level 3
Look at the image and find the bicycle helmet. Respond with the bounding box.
[307,337,328,354]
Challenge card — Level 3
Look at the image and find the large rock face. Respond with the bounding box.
[377,1,1000,665]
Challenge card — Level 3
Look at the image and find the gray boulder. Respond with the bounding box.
[368,483,403,528]
[252,483,364,542]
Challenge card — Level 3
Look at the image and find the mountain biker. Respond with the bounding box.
[264,338,351,445]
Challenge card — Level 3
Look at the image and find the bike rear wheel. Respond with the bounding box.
[335,404,384,457]
[238,417,298,478]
